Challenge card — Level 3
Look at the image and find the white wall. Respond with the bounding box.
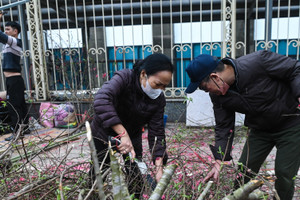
[106,25,152,47]
[173,21,228,44]
[186,90,245,127]
[46,29,83,49]
[254,17,300,40]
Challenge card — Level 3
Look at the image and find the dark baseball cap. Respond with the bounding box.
[185,54,220,94]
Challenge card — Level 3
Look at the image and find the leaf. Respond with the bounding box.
[197,183,202,191]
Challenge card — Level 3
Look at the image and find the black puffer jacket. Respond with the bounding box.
[209,50,300,161]
[91,69,168,163]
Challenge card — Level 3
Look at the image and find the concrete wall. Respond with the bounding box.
[27,99,186,123]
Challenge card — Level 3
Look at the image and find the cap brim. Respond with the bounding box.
[185,81,200,94]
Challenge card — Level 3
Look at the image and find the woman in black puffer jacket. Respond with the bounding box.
[91,53,173,192]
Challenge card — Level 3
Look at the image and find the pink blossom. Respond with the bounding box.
[207,155,212,162]
[142,133,148,139]
[200,142,206,147]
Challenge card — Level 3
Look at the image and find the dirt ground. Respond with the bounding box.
[1,122,299,199]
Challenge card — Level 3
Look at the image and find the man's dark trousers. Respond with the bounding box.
[6,76,28,133]
[238,124,300,200]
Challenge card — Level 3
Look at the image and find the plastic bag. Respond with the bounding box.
[29,116,44,131]
[39,102,57,128]
[54,103,77,128]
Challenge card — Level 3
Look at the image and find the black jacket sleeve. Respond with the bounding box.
[93,70,130,128]
[210,94,235,161]
[147,99,168,165]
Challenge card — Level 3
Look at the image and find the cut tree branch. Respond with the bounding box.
[109,145,131,200]
[222,180,264,200]
[149,164,178,200]
[198,181,213,200]
[85,121,106,200]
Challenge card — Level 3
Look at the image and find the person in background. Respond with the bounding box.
[0,12,29,141]
[185,50,300,200]
[91,53,173,197]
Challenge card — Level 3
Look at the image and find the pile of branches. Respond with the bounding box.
[0,122,91,199]
[0,118,297,199]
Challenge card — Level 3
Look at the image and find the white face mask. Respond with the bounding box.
[141,76,162,99]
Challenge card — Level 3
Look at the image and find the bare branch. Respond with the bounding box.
[85,121,106,200]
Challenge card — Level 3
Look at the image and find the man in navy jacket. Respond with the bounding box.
[186,51,300,200]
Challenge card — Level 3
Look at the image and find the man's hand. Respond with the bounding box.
[202,160,222,183]
[155,157,163,182]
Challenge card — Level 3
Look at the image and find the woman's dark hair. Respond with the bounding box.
[5,21,21,34]
[202,60,225,83]
[133,53,174,76]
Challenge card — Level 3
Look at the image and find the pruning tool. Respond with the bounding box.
[108,136,157,190]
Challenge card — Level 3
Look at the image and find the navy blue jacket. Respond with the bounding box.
[210,50,300,161]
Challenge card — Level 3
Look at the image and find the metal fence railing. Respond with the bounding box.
[0,0,299,100]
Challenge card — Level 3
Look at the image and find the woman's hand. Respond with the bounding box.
[155,157,163,182]
[111,124,136,159]
[118,133,136,159]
